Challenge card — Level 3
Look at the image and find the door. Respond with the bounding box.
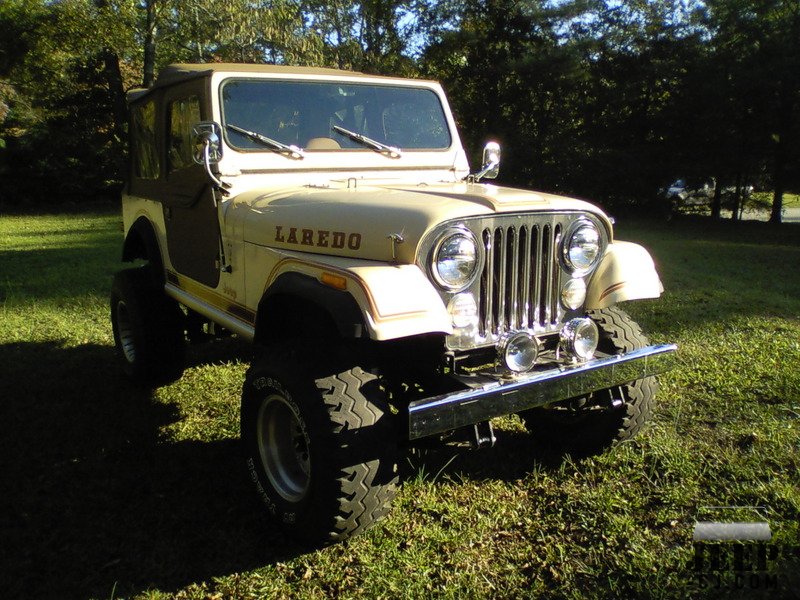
[162,80,222,288]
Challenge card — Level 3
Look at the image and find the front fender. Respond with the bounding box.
[585,241,664,309]
[349,263,452,340]
[264,253,452,341]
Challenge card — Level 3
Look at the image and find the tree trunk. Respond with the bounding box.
[100,49,127,141]
[770,121,786,225]
[711,177,723,219]
[730,173,741,221]
[143,0,158,88]
[770,12,799,225]
[769,78,794,224]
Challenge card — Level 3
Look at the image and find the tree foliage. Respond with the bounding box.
[0,0,797,220]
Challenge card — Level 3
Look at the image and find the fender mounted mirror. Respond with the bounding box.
[469,141,501,182]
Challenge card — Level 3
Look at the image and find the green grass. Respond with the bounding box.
[783,193,800,208]
[2,212,799,599]
[749,191,800,210]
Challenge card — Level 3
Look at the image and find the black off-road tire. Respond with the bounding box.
[241,349,398,545]
[520,307,658,454]
[110,267,186,385]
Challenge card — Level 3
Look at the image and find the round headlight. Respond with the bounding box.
[564,221,601,273]
[432,230,479,290]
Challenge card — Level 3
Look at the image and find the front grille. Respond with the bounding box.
[472,216,572,344]
[419,212,595,351]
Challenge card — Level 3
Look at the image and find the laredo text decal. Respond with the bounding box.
[275,226,362,250]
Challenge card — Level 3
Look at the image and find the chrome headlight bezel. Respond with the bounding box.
[561,218,603,275]
[429,226,482,292]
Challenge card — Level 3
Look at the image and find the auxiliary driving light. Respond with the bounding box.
[561,277,587,310]
[499,332,539,373]
[447,293,479,350]
[560,318,599,360]
[448,293,478,329]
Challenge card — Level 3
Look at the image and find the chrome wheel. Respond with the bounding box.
[115,300,136,364]
[257,394,311,502]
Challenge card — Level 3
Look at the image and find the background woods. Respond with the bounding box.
[0,0,798,220]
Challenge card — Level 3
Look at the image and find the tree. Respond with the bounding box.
[0,0,141,204]
[305,0,418,73]
[1,0,796,213]
[161,0,324,67]
[422,0,593,193]
[696,0,800,222]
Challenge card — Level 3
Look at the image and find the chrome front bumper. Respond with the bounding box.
[408,344,678,440]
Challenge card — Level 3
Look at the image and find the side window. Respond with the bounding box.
[132,100,159,179]
[168,96,201,173]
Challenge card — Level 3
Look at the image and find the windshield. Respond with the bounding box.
[221,79,452,152]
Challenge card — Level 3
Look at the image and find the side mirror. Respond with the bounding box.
[469,141,501,182]
[192,122,228,192]
[192,122,223,164]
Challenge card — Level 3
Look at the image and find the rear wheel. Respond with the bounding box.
[110,267,186,385]
[241,347,398,545]
[520,307,658,454]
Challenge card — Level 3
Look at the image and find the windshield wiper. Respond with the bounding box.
[226,123,305,159]
[332,125,402,159]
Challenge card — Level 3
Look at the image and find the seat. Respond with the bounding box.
[305,137,341,150]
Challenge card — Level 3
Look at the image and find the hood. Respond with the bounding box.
[230,181,607,264]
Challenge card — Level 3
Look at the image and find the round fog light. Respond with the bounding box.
[500,332,539,373]
[560,318,599,360]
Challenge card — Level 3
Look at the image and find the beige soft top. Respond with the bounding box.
[127,62,434,104]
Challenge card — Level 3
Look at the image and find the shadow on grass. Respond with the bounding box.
[0,341,307,600]
[400,425,585,485]
[184,334,253,371]
[0,244,121,303]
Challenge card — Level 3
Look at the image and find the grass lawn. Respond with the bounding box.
[1,211,799,599]
[749,191,800,210]
[783,193,800,208]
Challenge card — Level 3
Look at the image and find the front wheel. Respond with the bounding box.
[520,307,658,454]
[241,349,398,545]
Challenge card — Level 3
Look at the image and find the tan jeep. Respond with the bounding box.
[111,63,676,544]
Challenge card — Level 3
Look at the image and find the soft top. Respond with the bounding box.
[127,63,433,104]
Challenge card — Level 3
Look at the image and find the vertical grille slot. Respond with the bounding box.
[539,224,552,326]
[479,229,492,336]
[518,225,530,329]
[550,224,562,326]
[529,225,540,328]
[506,227,518,329]
[495,228,506,333]
[542,223,562,327]
[485,230,498,334]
